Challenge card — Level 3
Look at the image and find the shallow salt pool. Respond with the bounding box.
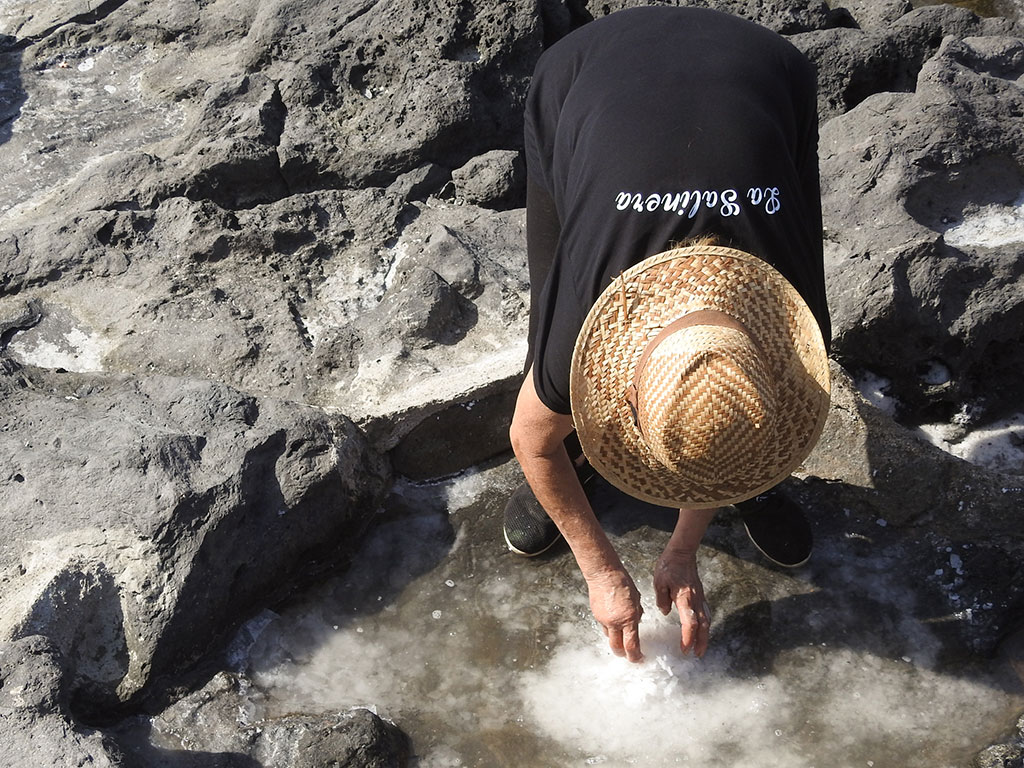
[236,461,1024,768]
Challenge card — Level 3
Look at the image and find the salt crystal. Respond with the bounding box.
[431,610,442,620]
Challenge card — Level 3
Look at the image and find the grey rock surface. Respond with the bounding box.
[0,362,390,713]
[801,364,1024,655]
[0,636,124,768]
[820,30,1024,425]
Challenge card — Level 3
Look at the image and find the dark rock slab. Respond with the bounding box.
[111,671,408,768]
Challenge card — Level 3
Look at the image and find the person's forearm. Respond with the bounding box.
[663,507,718,556]
[515,445,623,579]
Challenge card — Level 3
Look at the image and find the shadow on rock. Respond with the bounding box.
[0,35,25,147]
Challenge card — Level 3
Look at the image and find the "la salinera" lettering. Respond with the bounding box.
[614,188,781,217]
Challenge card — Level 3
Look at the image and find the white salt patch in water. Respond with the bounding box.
[856,367,1023,475]
[944,192,1024,249]
[444,468,490,512]
[518,598,1011,768]
[8,327,112,372]
[918,413,1024,475]
[520,604,797,767]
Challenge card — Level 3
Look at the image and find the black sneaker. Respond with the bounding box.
[735,488,813,568]
[503,463,596,557]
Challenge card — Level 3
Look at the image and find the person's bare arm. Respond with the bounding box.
[509,367,645,662]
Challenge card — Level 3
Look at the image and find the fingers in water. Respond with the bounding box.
[622,623,644,663]
[608,627,626,657]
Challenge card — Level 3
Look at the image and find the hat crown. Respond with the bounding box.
[636,325,777,477]
[570,245,831,508]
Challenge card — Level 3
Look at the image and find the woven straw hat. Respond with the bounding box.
[569,244,830,509]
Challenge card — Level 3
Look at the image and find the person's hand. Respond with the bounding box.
[585,567,644,662]
[653,549,710,658]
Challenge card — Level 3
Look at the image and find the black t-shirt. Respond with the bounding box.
[523,6,830,414]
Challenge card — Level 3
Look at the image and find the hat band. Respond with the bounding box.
[624,309,758,437]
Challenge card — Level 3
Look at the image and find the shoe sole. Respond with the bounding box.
[503,526,563,557]
[741,518,811,569]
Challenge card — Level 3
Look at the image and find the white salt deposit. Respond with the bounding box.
[520,607,1012,768]
[855,369,1024,476]
[518,603,802,768]
[8,327,112,372]
[943,192,1024,249]
[855,371,897,416]
[444,468,490,511]
[919,413,1024,476]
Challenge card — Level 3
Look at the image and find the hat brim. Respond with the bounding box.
[569,245,830,509]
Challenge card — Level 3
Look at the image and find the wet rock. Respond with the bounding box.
[113,671,408,768]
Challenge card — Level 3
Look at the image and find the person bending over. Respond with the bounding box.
[505,6,832,663]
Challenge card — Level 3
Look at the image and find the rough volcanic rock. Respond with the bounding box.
[551,0,837,35]
[0,636,124,768]
[451,149,525,209]
[818,30,1024,428]
[801,364,1024,655]
[0,361,390,713]
[793,4,1023,120]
